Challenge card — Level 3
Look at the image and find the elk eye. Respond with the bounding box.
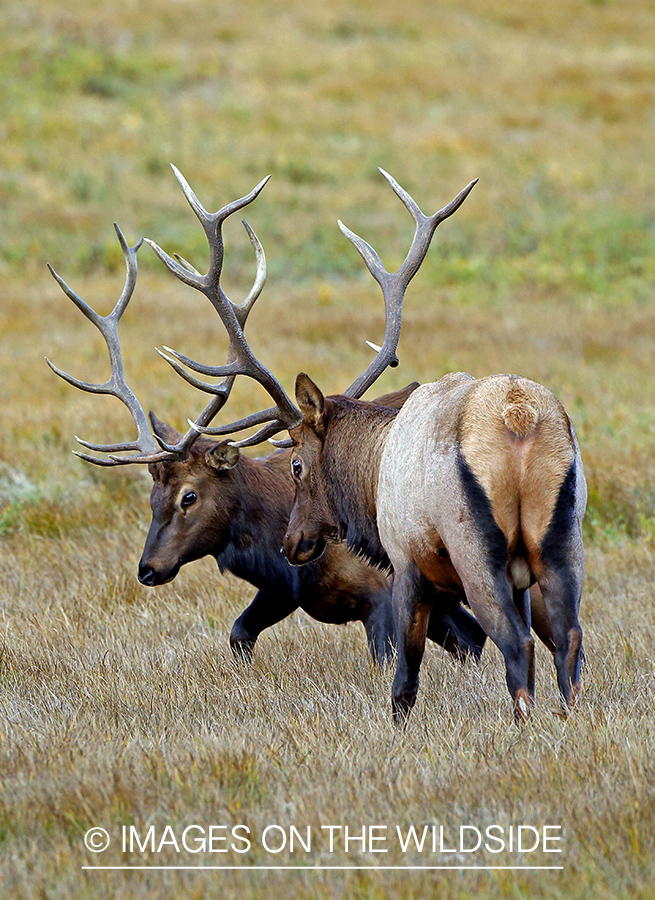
[181,491,197,509]
[291,458,303,479]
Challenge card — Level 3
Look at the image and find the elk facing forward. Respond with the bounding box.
[139,407,487,662]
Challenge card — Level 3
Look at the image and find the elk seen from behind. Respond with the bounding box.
[286,369,585,723]
[279,172,586,723]
[170,166,586,723]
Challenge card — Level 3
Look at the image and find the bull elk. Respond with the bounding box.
[168,167,586,724]
[46,170,486,664]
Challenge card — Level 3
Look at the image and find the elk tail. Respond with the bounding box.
[502,384,539,438]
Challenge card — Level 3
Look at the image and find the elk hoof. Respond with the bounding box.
[229,638,256,663]
[514,688,533,722]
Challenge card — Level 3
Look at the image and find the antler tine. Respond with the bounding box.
[46,227,174,466]
[173,252,201,276]
[146,209,275,452]
[234,220,267,325]
[189,407,278,432]
[157,346,240,382]
[146,167,302,449]
[112,224,142,318]
[341,169,478,400]
[146,165,270,294]
[228,418,293,448]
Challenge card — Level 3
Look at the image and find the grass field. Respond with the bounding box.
[2,1,655,897]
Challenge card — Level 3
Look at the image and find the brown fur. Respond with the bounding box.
[285,371,586,722]
[140,384,487,663]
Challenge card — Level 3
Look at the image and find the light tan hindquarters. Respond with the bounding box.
[458,375,575,554]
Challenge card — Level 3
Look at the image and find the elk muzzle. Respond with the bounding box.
[138,562,160,587]
[137,558,181,586]
[283,528,326,565]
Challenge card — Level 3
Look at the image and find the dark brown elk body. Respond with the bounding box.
[284,371,585,722]
[139,409,488,662]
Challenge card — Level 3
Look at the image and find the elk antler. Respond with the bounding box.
[340,168,477,399]
[46,171,269,465]
[144,165,273,456]
[173,168,477,448]
[148,166,303,448]
[45,226,167,466]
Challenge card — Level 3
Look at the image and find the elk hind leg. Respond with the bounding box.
[458,571,535,721]
[535,571,583,711]
[532,466,585,711]
[453,448,533,719]
[391,563,431,726]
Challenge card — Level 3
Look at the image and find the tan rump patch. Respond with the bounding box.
[458,375,575,549]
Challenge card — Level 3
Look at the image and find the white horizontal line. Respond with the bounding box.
[82,865,563,871]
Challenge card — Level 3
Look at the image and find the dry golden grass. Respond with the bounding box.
[2,0,655,897]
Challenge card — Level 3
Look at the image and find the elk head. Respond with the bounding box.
[283,373,337,564]
[138,416,241,585]
[283,374,402,565]
[46,167,274,586]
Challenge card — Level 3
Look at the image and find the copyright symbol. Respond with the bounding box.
[84,827,110,852]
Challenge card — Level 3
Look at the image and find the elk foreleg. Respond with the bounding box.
[230,589,300,662]
[391,564,431,726]
[426,590,487,662]
[363,597,395,665]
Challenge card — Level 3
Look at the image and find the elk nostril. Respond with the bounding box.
[298,533,316,556]
[138,564,157,587]
[286,531,317,563]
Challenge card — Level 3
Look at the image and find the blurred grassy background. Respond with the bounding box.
[3,0,655,543]
[1,1,655,898]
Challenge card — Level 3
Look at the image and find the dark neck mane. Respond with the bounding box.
[323,396,397,573]
[213,451,304,594]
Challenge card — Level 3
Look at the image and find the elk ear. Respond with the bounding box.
[205,441,240,471]
[372,381,420,410]
[149,411,182,445]
[295,373,326,435]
